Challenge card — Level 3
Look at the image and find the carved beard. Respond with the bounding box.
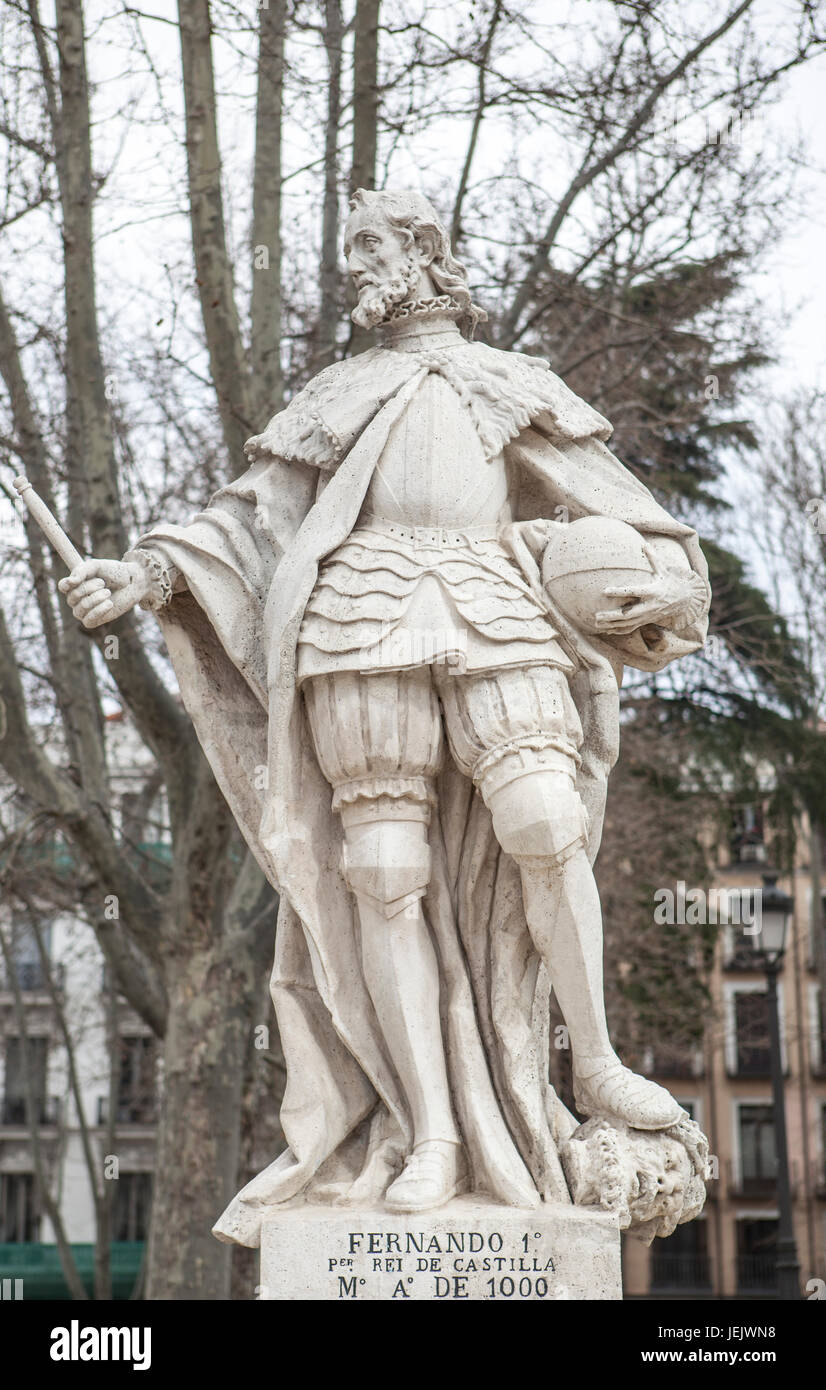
[351,254,421,329]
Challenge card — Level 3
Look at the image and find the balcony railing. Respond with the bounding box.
[96,1096,157,1127]
[729,1049,772,1078]
[731,1174,778,1198]
[1,1095,61,1126]
[648,1053,703,1079]
[737,1255,778,1292]
[725,1158,800,1199]
[650,1253,712,1291]
[644,1044,704,1079]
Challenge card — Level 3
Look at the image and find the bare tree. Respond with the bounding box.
[317,0,345,369]
[251,0,287,421]
[177,0,254,464]
[350,0,380,195]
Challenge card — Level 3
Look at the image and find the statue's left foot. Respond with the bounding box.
[384,1140,468,1213]
[574,1057,682,1130]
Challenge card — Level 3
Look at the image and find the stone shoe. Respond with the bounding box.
[574,1057,682,1131]
[384,1140,468,1213]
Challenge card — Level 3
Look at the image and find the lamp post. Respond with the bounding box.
[747,872,801,1300]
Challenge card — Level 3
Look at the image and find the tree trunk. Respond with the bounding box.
[177,0,253,466]
[346,0,380,357]
[250,0,286,427]
[315,0,343,372]
[450,0,502,250]
[350,0,380,195]
[54,0,126,562]
[145,939,258,1300]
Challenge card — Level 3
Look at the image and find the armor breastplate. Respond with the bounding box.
[361,372,511,528]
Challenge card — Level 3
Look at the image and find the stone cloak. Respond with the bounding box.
[133,347,709,1246]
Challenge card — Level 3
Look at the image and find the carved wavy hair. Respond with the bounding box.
[348,188,488,340]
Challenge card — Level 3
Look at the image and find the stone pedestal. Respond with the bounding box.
[258,1197,621,1301]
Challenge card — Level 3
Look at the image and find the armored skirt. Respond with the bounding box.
[297,516,575,680]
[298,517,584,816]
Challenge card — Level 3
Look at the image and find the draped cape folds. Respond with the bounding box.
[134,342,710,1247]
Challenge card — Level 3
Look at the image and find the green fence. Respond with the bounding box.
[0,1242,145,1299]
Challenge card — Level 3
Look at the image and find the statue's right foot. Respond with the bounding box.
[574,1057,682,1131]
[384,1140,467,1213]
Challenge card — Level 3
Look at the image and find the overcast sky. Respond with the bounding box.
[758,45,826,392]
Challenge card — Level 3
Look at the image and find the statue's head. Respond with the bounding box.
[345,188,486,338]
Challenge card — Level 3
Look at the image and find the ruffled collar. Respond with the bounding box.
[377,296,465,351]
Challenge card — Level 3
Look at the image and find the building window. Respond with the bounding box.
[725,924,765,972]
[2,1036,49,1125]
[0,1173,40,1242]
[112,1036,157,1125]
[738,1104,777,1195]
[736,1219,778,1292]
[650,1219,711,1292]
[734,991,771,1076]
[730,803,765,865]
[0,918,52,992]
[112,1173,153,1242]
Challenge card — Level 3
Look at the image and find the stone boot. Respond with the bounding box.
[574,1057,682,1130]
[384,1140,468,1213]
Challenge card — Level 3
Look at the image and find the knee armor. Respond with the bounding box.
[340,796,432,920]
[485,768,588,868]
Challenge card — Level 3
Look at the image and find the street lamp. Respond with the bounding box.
[745,871,800,1300]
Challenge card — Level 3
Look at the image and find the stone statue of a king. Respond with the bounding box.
[61,189,711,1261]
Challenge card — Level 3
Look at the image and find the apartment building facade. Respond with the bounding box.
[623,819,826,1299]
[0,713,159,1298]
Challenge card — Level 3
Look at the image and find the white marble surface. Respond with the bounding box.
[258,1198,621,1301]
[56,187,713,1255]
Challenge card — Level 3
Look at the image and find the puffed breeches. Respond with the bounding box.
[303,664,589,919]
